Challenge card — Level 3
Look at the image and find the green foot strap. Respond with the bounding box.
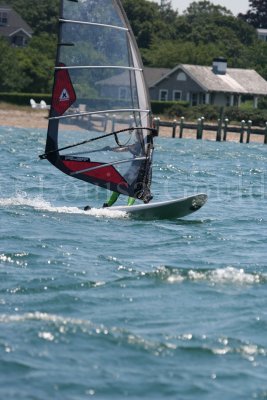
[107,191,120,206]
[127,197,135,206]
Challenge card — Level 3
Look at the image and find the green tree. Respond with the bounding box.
[18,33,56,92]
[1,0,266,94]
[0,38,30,92]
[0,34,55,93]
[0,0,60,35]
[142,0,259,69]
[184,0,233,19]
[238,0,267,28]
[121,0,178,48]
[244,40,267,79]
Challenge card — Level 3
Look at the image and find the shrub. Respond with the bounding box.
[0,92,51,106]
[151,100,189,116]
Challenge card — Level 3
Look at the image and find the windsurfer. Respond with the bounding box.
[103,136,153,207]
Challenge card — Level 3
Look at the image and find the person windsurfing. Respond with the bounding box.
[103,130,154,208]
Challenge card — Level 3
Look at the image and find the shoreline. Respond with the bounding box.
[0,107,49,130]
[0,106,265,143]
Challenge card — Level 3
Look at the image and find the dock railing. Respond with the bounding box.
[153,117,267,144]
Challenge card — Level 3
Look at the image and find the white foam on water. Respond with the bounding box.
[86,207,127,219]
[187,267,260,284]
[0,254,13,263]
[167,275,185,283]
[167,266,261,285]
[0,311,93,326]
[0,195,127,219]
[0,252,28,267]
[208,267,261,284]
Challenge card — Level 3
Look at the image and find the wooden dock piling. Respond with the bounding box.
[153,117,267,144]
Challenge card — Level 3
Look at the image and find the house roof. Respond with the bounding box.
[143,67,171,87]
[0,5,33,38]
[96,71,129,86]
[96,67,172,88]
[152,64,267,96]
[93,63,267,97]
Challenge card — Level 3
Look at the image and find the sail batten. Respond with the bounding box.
[42,0,155,202]
[59,18,129,31]
[49,108,150,121]
[70,157,146,176]
[55,65,143,71]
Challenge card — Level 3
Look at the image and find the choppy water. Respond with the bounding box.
[0,125,266,399]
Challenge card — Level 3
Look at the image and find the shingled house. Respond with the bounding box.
[96,59,267,110]
[146,58,267,108]
[257,29,267,42]
[0,4,32,46]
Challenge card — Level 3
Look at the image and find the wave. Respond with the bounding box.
[1,253,259,293]
[0,252,29,267]
[151,266,264,285]
[107,261,265,286]
[0,311,93,326]
[171,266,262,285]
[0,195,126,219]
[0,312,266,361]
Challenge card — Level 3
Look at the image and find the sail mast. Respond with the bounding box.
[41,0,156,202]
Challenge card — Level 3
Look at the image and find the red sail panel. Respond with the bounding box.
[51,63,76,115]
[62,160,128,187]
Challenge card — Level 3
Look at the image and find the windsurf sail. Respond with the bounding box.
[40,0,156,202]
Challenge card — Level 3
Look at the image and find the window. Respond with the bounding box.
[132,88,137,101]
[12,35,27,47]
[118,87,137,101]
[119,87,128,100]
[159,89,168,101]
[199,93,206,105]
[191,93,198,106]
[258,33,267,41]
[0,12,8,25]
[173,90,182,101]
[177,72,186,81]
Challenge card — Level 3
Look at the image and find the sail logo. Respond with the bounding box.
[51,63,76,115]
[59,88,70,102]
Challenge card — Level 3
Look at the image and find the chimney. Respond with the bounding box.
[212,57,227,75]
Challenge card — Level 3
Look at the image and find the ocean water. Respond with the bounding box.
[0,125,266,400]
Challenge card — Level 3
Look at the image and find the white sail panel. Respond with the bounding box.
[41,0,156,202]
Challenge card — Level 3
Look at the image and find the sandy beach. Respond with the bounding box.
[0,107,49,130]
[0,105,265,143]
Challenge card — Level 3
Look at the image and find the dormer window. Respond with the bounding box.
[12,34,27,47]
[0,7,32,47]
[0,11,8,25]
[177,72,186,81]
